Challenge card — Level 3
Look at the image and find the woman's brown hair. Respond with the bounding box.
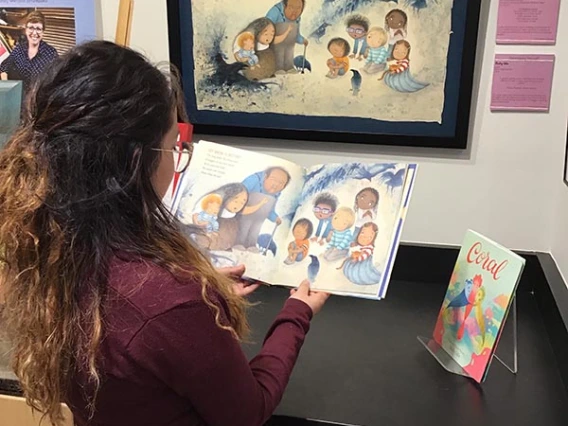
[26,11,47,29]
[0,40,249,425]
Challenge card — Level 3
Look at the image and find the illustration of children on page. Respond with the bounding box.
[170,140,305,282]
[274,162,411,297]
[170,141,417,298]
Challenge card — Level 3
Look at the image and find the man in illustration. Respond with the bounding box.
[311,192,338,245]
[235,166,291,252]
[266,0,309,75]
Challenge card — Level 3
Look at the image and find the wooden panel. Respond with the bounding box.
[115,0,133,47]
[39,8,76,55]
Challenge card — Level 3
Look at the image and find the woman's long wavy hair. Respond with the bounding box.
[0,40,249,424]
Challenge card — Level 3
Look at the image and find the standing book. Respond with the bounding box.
[432,230,525,383]
[169,140,418,300]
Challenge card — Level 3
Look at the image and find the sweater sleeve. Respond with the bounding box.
[0,46,16,73]
[126,297,312,426]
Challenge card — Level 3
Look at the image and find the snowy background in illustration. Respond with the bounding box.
[172,140,305,242]
[170,141,305,283]
[274,162,408,296]
[170,141,411,296]
[190,0,453,123]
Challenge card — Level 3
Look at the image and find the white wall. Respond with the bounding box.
[99,0,171,64]
[541,1,568,288]
[98,2,568,281]
[552,191,568,286]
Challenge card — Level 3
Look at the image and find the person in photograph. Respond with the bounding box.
[0,11,58,93]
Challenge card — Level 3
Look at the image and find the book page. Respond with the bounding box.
[170,140,305,284]
[272,162,412,298]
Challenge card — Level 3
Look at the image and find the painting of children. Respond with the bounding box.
[234,31,259,67]
[189,0,454,134]
[326,37,350,79]
[323,207,355,262]
[311,192,338,245]
[284,218,313,264]
[362,27,389,74]
[345,14,370,61]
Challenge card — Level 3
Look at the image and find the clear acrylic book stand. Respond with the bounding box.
[417,295,517,382]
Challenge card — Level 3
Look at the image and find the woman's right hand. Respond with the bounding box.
[289,280,330,315]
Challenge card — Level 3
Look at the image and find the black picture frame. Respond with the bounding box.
[167,0,482,149]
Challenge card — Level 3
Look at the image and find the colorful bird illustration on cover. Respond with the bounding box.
[445,274,486,342]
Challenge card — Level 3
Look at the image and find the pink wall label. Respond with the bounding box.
[490,54,555,112]
[496,0,560,44]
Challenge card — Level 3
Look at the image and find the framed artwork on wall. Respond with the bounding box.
[167,0,482,149]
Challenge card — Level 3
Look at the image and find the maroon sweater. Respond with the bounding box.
[66,257,312,426]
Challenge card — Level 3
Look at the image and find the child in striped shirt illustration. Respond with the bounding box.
[362,27,389,75]
[381,40,411,78]
[323,207,355,262]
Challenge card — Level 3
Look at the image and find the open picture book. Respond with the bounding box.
[168,140,417,299]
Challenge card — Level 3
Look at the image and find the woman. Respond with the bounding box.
[179,183,265,253]
[0,11,58,94]
[206,182,266,251]
[237,17,290,81]
[0,40,329,426]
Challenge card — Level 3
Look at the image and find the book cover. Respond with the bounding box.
[433,230,525,383]
[170,140,417,300]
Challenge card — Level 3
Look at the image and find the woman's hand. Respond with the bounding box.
[289,280,330,315]
[218,264,260,297]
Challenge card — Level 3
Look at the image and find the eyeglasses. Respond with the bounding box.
[347,27,366,35]
[26,26,44,33]
[313,206,334,215]
[152,141,193,173]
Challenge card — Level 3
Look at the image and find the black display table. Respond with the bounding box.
[1,249,567,426]
[243,280,568,426]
